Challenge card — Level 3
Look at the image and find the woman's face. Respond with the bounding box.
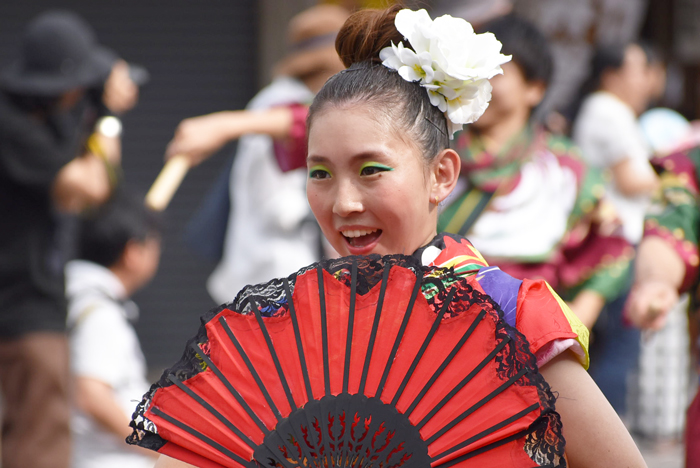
[306,104,438,257]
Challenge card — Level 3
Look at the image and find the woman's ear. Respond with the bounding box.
[430,148,461,204]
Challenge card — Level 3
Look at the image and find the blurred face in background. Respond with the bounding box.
[471,61,545,133]
[601,44,652,115]
[125,235,161,292]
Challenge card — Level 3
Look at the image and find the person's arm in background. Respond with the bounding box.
[52,153,113,213]
[626,237,683,329]
[53,59,141,213]
[165,106,296,167]
[625,148,700,329]
[611,156,659,196]
[74,377,157,459]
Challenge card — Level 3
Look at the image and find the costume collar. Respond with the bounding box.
[413,232,489,276]
[455,125,545,192]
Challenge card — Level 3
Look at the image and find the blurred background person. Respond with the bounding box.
[570,40,659,420]
[165,4,349,304]
[67,192,160,468]
[0,11,137,468]
[573,41,659,246]
[624,138,700,467]
[624,106,696,447]
[441,15,631,329]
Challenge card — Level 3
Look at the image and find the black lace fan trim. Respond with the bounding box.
[127,253,565,467]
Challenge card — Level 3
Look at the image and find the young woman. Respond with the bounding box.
[140,6,646,468]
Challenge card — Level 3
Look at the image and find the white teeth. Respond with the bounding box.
[341,228,378,238]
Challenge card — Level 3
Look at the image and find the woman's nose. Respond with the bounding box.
[332,179,364,217]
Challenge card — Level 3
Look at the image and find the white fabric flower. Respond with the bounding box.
[380,9,511,138]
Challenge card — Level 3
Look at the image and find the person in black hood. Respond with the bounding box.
[0,10,138,468]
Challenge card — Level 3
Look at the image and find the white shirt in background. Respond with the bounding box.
[66,260,154,468]
[573,90,654,244]
[207,77,320,304]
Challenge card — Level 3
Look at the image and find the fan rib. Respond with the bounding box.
[218,317,283,421]
[316,267,331,397]
[374,269,424,400]
[281,279,324,465]
[250,298,298,412]
[150,406,258,468]
[389,287,456,407]
[426,367,529,445]
[283,279,314,401]
[415,336,511,430]
[189,343,269,435]
[405,308,487,417]
[430,403,540,462]
[166,373,256,450]
[434,428,530,467]
[342,259,358,394]
[358,264,392,396]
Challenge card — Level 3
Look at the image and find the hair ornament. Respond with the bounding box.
[379,9,511,138]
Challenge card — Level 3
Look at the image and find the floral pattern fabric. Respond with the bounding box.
[644,146,700,292]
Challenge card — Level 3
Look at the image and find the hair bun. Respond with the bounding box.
[335,5,404,68]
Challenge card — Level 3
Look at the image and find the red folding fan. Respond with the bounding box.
[129,255,564,467]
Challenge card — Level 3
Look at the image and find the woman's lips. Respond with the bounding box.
[340,228,382,254]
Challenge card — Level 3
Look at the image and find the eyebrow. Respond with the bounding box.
[306,151,389,165]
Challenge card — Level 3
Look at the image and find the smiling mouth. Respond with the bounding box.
[341,228,382,248]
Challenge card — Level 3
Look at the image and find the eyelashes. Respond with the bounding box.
[360,162,394,176]
[309,164,332,179]
[309,162,394,179]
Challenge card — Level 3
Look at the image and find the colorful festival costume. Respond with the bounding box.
[638,146,700,454]
[441,126,637,413]
[129,233,587,467]
[441,126,633,302]
[643,147,700,291]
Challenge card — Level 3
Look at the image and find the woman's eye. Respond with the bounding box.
[309,166,331,179]
[360,163,394,176]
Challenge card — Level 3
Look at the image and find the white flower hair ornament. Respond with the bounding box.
[379,9,512,138]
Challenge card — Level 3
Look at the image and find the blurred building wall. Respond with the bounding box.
[514,0,649,117]
[258,0,316,87]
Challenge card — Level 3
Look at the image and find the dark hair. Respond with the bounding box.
[77,191,161,268]
[308,5,449,161]
[566,40,653,124]
[479,14,553,87]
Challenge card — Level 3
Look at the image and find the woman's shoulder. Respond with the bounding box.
[472,266,590,369]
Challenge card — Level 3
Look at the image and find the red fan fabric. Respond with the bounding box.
[129,234,587,467]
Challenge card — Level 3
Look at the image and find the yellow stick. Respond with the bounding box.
[145,155,190,211]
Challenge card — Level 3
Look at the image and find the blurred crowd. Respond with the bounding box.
[0,1,699,467]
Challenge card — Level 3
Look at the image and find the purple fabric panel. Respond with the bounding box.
[475,266,522,327]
